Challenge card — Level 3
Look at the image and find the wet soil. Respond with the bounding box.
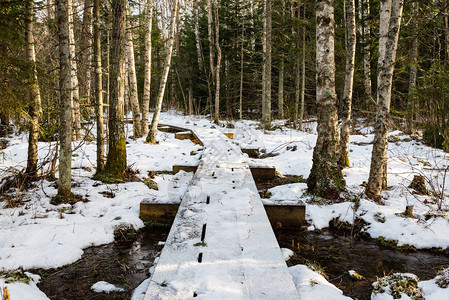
[275,229,449,300]
[33,224,449,300]
[35,227,169,300]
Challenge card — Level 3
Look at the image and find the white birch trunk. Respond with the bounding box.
[126,10,142,138]
[146,0,179,144]
[307,0,344,200]
[141,0,153,136]
[366,0,404,200]
[68,1,81,140]
[25,0,42,177]
[339,0,356,167]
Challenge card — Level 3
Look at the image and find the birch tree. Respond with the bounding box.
[126,9,142,138]
[80,0,93,105]
[406,3,419,135]
[278,0,285,119]
[366,0,404,200]
[261,0,272,128]
[146,0,179,144]
[93,0,104,173]
[141,0,153,136]
[360,0,372,102]
[25,0,42,178]
[68,1,81,140]
[214,0,222,124]
[307,0,344,200]
[339,0,356,167]
[101,0,127,181]
[56,0,73,198]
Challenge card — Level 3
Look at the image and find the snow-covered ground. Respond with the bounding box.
[1,111,449,299]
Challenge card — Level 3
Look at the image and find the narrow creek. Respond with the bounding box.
[34,226,449,299]
[35,227,169,300]
[275,228,449,300]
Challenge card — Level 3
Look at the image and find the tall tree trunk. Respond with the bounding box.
[307,0,344,201]
[300,3,306,130]
[68,1,82,140]
[214,0,222,124]
[366,0,404,200]
[207,0,216,120]
[188,85,194,116]
[93,0,104,173]
[141,0,153,136]
[262,0,272,128]
[406,2,419,135]
[278,0,285,119]
[146,0,179,144]
[126,10,142,138]
[339,0,356,168]
[25,0,42,178]
[239,16,244,120]
[80,0,93,105]
[102,0,127,180]
[294,1,301,129]
[359,0,372,103]
[56,0,73,197]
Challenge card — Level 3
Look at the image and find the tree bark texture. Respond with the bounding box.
[25,0,42,178]
[80,0,93,105]
[126,11,142,138]
[103,0,127,180]
[366,0,404,200]
[214,0,222,124]
[93,0,104,173]
[146,0,179,144]
[361,0,372,102]
[68,1,81,140]
[339,0,356,168]
[56,0,73,197]
[262,0,272,128]
[406,3,419,135]
[307,0,345,200]
[141,0,153,136]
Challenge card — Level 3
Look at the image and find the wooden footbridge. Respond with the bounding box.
[140,124,305,299]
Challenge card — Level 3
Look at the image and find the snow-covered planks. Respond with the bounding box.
[144,128,299,299]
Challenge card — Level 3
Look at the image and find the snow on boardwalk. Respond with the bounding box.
[144,128,299,299]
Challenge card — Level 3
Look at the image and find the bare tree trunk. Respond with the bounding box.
[68,1,82,140]
[294,2,301,129]
[126,10,142,138]
[339,0,356,168]
[56,0,73,197]
[262,0,272,128]
[141,0,153,136]
[146,0,179,144]
[25,0,42,178]
[214,0,222,124]
[102,0,127,180]
[406,2,419,135]
[80,0,93,105]
[207,0,216,120]
[188,85,194,116]
[239,16,244,120]
[93,0,104,173]
[278,0,285,119]
[366,0,404,200]
[359,0,372,103]
[300,3,306,130]
[307,0,344,201]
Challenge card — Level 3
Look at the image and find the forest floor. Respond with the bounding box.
[1,111,449,299]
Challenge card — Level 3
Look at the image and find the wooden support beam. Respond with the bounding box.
[223,132,234,139]
[140,202,306,229]
[250,166,276,180]
[173,165,198,174]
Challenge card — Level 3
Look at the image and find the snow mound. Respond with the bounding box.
[90,281,124,294]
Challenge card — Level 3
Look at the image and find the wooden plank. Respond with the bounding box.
[144,128,299,299]
[172,165,198,174]
[250,166,276,180]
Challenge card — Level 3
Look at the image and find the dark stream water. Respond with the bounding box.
[275,229,449,300]
[35,228,169,300]
[35,227,449,300]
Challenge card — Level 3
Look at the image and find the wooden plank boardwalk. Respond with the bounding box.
[144,128,299,299]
